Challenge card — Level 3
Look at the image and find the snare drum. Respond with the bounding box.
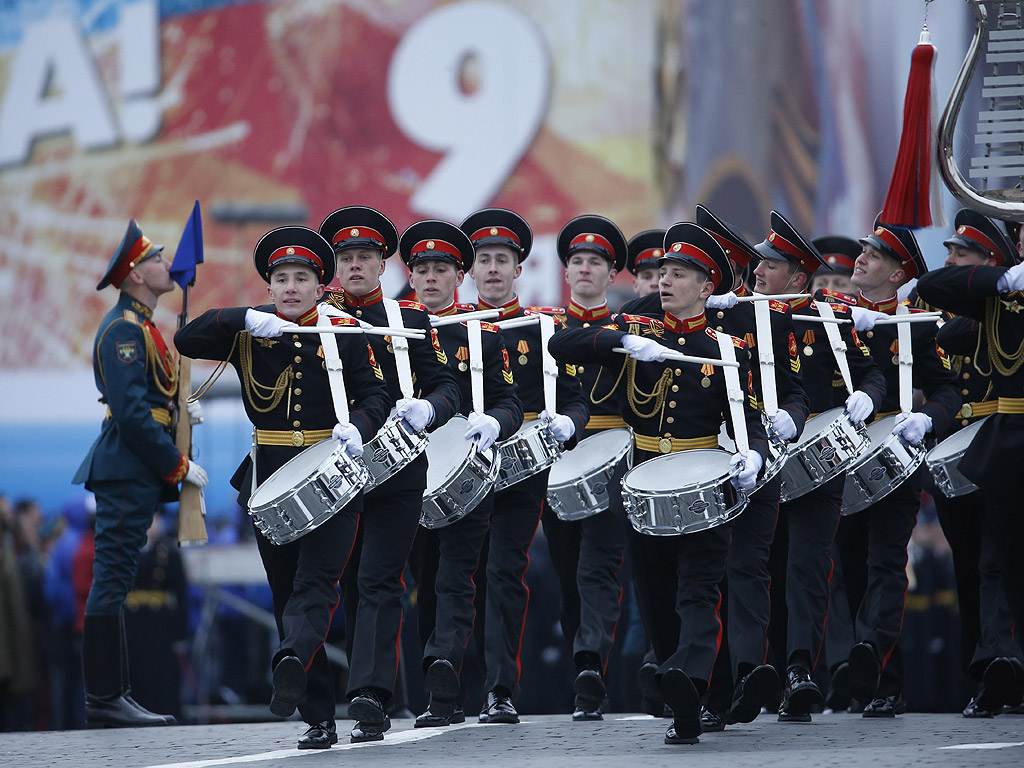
[361,409,429,489]
[841,414,926,515]
[718,413,789,493]
[925,416,990,498]
[494,419,563,491]
[421,415,500,529]
[621,449,748,536]
[778,408,869,502]
[546,428,634,521]
[249,438,369,545]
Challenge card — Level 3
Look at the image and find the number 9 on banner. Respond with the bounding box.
[387,1,550,220]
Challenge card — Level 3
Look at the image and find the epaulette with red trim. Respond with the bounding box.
[814,288,857,306]
[525,306,565,315]
[479,321,500,333]
[619,313,664,327]
[329,317,360,327]
[817,301,851,315]
[455,303,476,312]
[769,299,790,313]
[906,304,932,314]
[705,326,747,348]
[398,299,427,312]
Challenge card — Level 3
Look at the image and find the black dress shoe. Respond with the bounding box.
[123,693,176,725]
[848,643,880,702]
[270,656,306,718]
[573,669,606,713]
[726,664,779,724]
[415,697,454,728]
[779,665,822,719]
[700,706,726,732]
[825,662,853,712]
[297,720,337,749]
[862,694,906,718]
[977,657,1015,713]
[572,706,603,722]
[659,668,701,744]
[85,694,169,728]
[451,706,466,723]
[422,659,460,721]
[962,696,998,718]
[349,690,391,743]
[636,662,666,717]
[479,690,519,724]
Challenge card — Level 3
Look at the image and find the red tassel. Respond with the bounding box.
[881,29,938,229]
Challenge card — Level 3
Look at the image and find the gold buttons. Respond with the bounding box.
[668,400,677,408]
[674,368,682,376]
[293,403,302,412]
[293,420,301,428]
[293,388,302,396]
[292,334,299,341]
[583,322,591,328]
[295,372,303,380]
[294,341,302,348]
[578,366,585,374]
[356,309,362,317]
[961,388,969,396]
[671,384,679,392]
[964,356,971,364]
[716,326,724,332]
[294,355,302,363]
[961,419,969,427]
[387,344,394,353]
[962,372,970,380]
[678,338,685,345]
[866,331,874,339]
[717,311,725,319]
[666,416,674,424]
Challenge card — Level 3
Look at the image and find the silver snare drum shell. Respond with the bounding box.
[361,410,429,490]
[621,449,748,536]
[925,416,990,499]
[494,419,564,490]
[778,407,869,502]
[841,414,926,516]
[420,415,500,530]
[248,438,369,545]
[546,428,634,521]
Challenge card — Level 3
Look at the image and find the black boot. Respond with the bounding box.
[83,614,168,727]
[119,612,176,724]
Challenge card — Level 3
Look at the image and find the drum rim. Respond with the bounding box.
[249,438,344,507]
[547,428,633,485]
[622,448,734,492]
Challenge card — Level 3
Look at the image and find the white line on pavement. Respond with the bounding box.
[940,742,1024,750]
[142,723,481,768]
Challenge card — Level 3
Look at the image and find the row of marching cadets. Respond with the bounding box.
[79,198,1023,749]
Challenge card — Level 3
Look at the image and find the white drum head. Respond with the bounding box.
[250,439,339,507]
[865,414,899,444]
[548,428,632,484]
[797,407,847,447]
[424,415,473,491]
[927,416,989,462]
[625,449,733,492]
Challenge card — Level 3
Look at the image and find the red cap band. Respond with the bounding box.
[470,226,521,248]
[708,230,751,268]
[569,232,614,259]
[666,241,721,288]
[411,238,463,265]
[635,247,663,267]
[956,225,1003,263]
[331,226,385,248]
[872,227,917,277]
[268,245,324,272]
[109,235,154,288]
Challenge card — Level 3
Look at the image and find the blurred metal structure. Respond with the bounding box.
[938,1,1024,220]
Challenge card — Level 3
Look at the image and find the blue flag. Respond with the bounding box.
[170,200,204,290]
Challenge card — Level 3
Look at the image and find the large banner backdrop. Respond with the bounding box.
[0,0,971,510]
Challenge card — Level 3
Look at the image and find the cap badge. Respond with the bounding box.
[957,226,966,235]
[769,232,776,242]
[672,243,682,252]
[490,227,498,236]
[585,234,595,243]
[286,247,295,255]
[427,240,435,249]
[653,249,662,257]
[874,227,885,236]
[350,228,359,236]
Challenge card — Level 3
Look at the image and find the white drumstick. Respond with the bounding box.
[870,312,941,326]
[429,309,501,327]
[282,324,426,339]
[791,315,850,324]
[734,292,808,302]
[612,347,740,368]
[495,315,540,329]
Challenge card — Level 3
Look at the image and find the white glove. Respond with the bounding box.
[184,460,209,489]
[333,422,364,458]
[770,410,798,441]
[705,291,739,310]
[186,399,204,426]
[395,397,435,432]
[729,451,764,491]
[845,390,874,425]
[896,277,918,303]
[997,262,1024,293]
[465,411,501,452]
[244,308,291,338]
[621,334,668,362]
[892,411,933,445]
[849,307,889,332]
[541,410,575,442]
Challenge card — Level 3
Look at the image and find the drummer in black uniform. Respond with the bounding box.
[622,208,809,729]
[628,229,665,298]
[319,206,462,742]
[810,237,858,296]
[550,222,768,744]
[914,209,1023,716]
[461,208,590,724]
[831,217,960,717]
[753,228,885,721]
[401,220,524,727]
[174,226,390,749]
[540,215,630,720]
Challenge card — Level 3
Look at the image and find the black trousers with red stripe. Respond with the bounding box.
[342,455,426,703]
[835,472,922,697]
[254,493,362,725]
[475,469,549,696]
